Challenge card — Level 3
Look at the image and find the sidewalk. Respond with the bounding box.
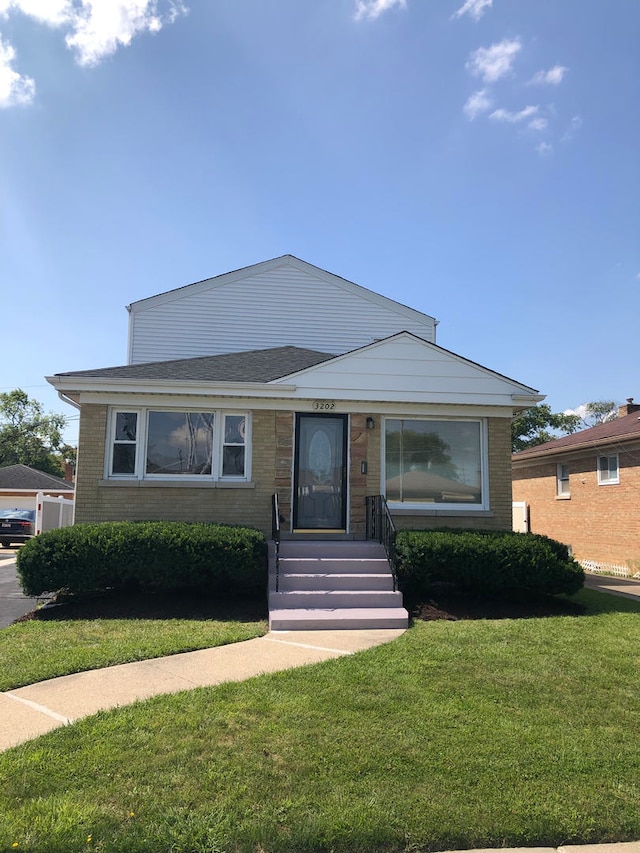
[0,628,405,751]
[583,572,640,600]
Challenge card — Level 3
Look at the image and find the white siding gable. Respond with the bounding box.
[127,256,437,364]
[270,333,540,408]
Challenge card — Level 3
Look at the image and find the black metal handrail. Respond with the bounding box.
[271,493,281,592]
[365,495,397,591]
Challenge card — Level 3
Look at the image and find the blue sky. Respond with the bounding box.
[1,0,638,445]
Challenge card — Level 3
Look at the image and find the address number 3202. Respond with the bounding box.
[312,400,336,411]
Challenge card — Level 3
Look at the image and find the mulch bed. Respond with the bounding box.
[15,586,582,625]
[410,589,585,621]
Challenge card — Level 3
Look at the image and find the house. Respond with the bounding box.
[512,399,640,574]
[0,464,75,512]
[47,255,541,540]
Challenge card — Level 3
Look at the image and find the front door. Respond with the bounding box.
[293,414,348,530]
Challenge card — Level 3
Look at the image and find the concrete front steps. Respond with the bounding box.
[269,540,409,631]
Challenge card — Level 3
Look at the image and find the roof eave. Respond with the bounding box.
[512,430,640,463]
[46,375,297,398]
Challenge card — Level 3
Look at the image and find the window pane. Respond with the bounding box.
[223,446,245,477]
[224,415,246,445]
[112,444,136,475]
[115,412,137,442]
[146,412,213,475]
[385,419,482,504]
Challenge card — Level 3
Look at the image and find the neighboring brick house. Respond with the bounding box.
[512,399,640,573]
[47,255,541,539]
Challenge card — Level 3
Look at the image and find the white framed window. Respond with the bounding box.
[383,417,487,509]
[557,462,570,496]
[107,408,250,481]
[598,453,619,485]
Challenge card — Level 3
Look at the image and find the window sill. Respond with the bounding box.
[555,494,571,500]
[99,479,255,489]
[389,506,494,517]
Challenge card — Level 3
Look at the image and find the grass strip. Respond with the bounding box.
[1,590,640,852]
[0,605,267,691]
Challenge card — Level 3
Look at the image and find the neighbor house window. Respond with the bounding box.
[557,463,570,496]
[598,453,619,485]
[108,408,249,480]
[384,418,484,507]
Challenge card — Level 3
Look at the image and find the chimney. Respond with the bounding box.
[618,397,640,417]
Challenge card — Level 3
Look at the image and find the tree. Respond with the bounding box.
[582,401,617,426]
[0,389,67,477]
[511,404,581,452]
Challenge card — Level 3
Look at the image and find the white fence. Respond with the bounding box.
[35,492,74,535]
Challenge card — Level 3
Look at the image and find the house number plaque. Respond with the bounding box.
[311,400,336,411]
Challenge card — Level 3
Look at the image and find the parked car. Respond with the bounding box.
[0,509,36,548]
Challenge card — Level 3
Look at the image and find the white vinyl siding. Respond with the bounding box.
[128,262,436,364]
[272,334,533,407]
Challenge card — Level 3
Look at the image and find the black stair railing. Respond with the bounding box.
[271,493,281,592]
[365,495,398,591]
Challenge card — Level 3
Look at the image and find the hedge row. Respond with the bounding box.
[394,529,584,599]
[16,521,267,598]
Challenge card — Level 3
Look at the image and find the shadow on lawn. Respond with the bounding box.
[408,583,586,622]
[16,589,268,624]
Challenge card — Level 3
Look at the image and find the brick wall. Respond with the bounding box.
[75,406,278,535]
[75,406,513,538]
[512,443,640,568]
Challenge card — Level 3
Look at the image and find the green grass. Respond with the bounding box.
[0,603,267,691]
[2,590,640,852]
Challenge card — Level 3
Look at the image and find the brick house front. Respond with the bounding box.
[512,399,640,573]
[48,256,541,539]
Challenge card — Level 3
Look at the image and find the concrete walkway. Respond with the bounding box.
[0,628,405,752]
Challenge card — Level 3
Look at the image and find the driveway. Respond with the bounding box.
[0,549,40,628]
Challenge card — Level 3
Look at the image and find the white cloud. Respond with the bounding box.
[452,0,492,21]
[353,0,406,21]
[65,1,187,66]
[560,114,582,144]
[463,88,492,119]
[529,65,567,86]
[466,38,522,83]
[0,0,72,26]
[490,104,539,123]
[563,404,587,419]
[536,141,553,155]
[0,34,35,107]
[528,116,548,131]
[0,1,187,72]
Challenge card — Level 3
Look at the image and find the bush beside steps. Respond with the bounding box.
[395,529,584,601]
[16,521,267,598]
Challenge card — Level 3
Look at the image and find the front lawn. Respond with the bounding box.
[0,592,267,691]
[2,590,640,852]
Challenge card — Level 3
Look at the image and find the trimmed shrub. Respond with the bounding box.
[395,529,584,600]
[16,521,267,598]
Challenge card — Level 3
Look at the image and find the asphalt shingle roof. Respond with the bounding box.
[0,464,74,491]
[55,346,336,384]
[513,410,640,460]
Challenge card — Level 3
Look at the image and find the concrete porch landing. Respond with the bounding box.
[269,539,409,631]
